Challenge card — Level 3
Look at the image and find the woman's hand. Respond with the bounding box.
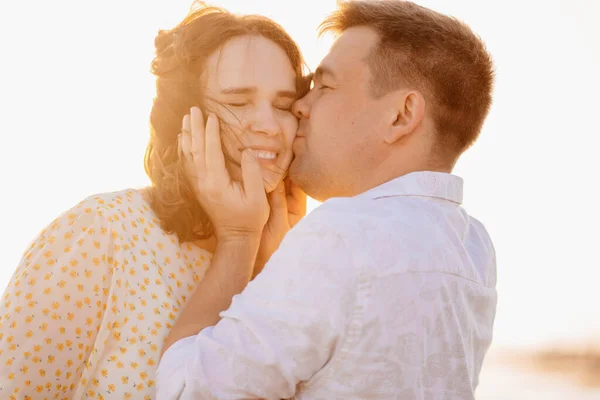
[254,178,307,278]
[163,107,269,356]
[179,107,269,242]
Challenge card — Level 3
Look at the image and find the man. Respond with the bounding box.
[157,1,497,399]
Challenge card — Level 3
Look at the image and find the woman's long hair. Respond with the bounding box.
[145,2,308,243]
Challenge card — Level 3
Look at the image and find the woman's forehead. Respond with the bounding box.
[204,35,296,95]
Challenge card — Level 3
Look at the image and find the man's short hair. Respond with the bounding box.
[320,1,495,162]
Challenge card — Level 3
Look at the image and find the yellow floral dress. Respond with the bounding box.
[0,189,211,400]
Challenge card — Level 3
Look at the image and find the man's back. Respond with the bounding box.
[156,172,497,400]
[296,171,497,399]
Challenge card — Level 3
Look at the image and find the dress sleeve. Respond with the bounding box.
[0,200,115,399]
[156,213,362,400]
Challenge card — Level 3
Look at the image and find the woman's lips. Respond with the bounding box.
[252,149,277,160]
[247,149,279,166]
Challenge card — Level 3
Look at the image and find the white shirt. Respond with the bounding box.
[156,171,497,400]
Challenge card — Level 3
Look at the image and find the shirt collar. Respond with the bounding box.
[362,171,464,204]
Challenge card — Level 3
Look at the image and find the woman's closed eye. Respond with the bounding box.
[226,102,292,111]
[226,102,249,108]
[274,102,294,112]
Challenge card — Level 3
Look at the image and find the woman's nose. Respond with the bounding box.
[250,105,281,136]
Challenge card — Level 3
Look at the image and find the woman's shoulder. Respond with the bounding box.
[16,189,155,276]
[43,188,154,235]
[68,188,151,218]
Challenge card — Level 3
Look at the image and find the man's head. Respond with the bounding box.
[290,1,494,201]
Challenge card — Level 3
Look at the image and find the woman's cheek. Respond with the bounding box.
[281,113,299,144]
[282,117,298,163]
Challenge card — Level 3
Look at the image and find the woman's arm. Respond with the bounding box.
[0,200,114,398]
[161,234,261,356]
[160,107,269,357]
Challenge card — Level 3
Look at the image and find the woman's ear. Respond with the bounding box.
[384,90,426,144]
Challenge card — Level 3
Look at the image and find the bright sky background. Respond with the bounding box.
[0,0,598,351]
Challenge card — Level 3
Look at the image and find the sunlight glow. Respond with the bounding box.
[0,0,598,354]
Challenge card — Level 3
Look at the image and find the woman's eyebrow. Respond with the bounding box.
[220,86,297,98]
[220,86,256,95]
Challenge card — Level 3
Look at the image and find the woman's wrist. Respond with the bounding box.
[215,225,264,244]
[216,230,262,245]
[214,234,262,276]
[161,232,262,357]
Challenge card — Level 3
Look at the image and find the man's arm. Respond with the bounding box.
[161,234,261,357]
[156,213,360,400]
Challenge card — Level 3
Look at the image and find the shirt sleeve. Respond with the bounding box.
[0,201,114,399]
[156,211,361,400]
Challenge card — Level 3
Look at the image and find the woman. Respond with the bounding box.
[0,3,307,398]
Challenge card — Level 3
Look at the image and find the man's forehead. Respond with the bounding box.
[324,26,379,68]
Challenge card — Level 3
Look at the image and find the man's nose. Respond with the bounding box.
[292,94,310,120]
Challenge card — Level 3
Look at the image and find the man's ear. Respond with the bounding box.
[384,90,426,144]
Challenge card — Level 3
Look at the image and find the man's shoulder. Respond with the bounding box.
[286,196,399,254]
[267,198,365,276]
[294,197,367,234]
[298,194,420,233]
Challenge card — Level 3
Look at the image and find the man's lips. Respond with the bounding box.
[292,136,305,153]
[295,129,307,138]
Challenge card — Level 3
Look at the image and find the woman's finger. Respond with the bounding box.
[285,178,307,227]
[180,115,196,177]
[204,113,228,183]
[286,179,307,211]
[183,112,192,133]
[179,132,192,179]
[268,181,288,224]
[189,107,206,177]
[181,136,195,179]
[241,150,266,202]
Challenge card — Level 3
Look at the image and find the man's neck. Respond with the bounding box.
[352,154,452,198]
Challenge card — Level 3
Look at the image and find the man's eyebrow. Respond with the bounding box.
[276,90,298,99]
[220,86,297,98]
[314,65,336,81]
